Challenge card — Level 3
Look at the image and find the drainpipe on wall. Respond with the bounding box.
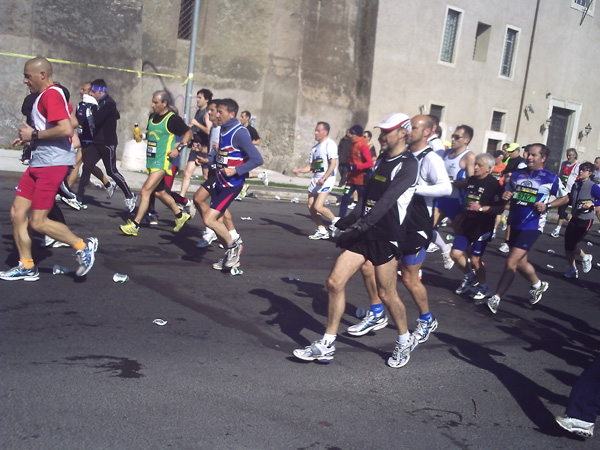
[182,0,202,163]
[514,0,541,141]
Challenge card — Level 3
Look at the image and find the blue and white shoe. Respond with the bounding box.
[74,237,98,277]
[293,340,335,363]
[347,311,388,336]
[0,262,40,281]
[106,181,118,199]
[411,317,438,349]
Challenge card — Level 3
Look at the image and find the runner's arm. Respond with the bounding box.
[354,157,418,232]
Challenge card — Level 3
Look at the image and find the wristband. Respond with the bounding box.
[32,130,39,140]
[478,206,483,212]
[546,204,552,210]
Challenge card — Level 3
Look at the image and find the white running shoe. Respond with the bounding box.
[426,242,440,253]
[74,237,98,277]
[347,312,388,336]
[470,285,491,302]
[61,196,82,211]
[308,228,329,240]
[442,251,454,270]
[387,337,415,368]
[124,194,137,213]
[258,171,269,186]
[293,341,335,363]
[197,229,217,248]
[411,317,438,348]
[487,295,501,314]
[582,254,593,273]
[499,242,510,253]
[106,181,118,199]
[555,415,594,438]
[529,281,549,305]
[550,228,560,238]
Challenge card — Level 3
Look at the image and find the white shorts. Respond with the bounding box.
[308,175,335,195]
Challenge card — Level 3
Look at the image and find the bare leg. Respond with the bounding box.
[400,261,429,315]
[325,251,367,335]
[374,258,408,335]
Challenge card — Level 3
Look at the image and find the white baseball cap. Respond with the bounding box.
[375,113,412,133]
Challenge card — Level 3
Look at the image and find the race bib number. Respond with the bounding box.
[216,151,229,168]
[364,199,376,215]
[311,158,324,172]
[576,201,594,214]
[146,141,157,158]
[512,184,538,206]
[464,193,481,209]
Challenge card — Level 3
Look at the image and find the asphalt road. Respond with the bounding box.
[1,171,599,449]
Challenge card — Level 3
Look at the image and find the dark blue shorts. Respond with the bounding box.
[210,183,243,212]
[508,228,541,252]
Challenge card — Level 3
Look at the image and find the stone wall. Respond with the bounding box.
[0,0,378,174]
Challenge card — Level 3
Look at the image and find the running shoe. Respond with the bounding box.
[387,337,414,368]
[173,212,191,232]
[487,295,501,314]
[442,251,454,270]
[106,181,118,199]
[563,267,579,279]
[550,228,560,238]
[149,213,159,226]
[426,242,440,253]
[499,242,510,253]
[529,281,549,305]
[455,272,477,294]
[411,317,438,349]
[235,184,249,201]
[124,194,137,213]
[500,215,507,231]
[308,228,329,240]
[347,311,388,336]
[197,229,217,248]
[74,237,98,277]
[0,262,40,281]
[212,259,225,270]
[347,202,356,210]
[187,199,197,219]
[120,220,139,236]
[61,196,82,211]
[258,171,269,186]
[329,217,341,237]
[40,235,69,248]
[555,415,594,438]
[293,340,335,363]
[582,254,593,274]
[225,243,242,267]
[470,285,491,301]
[491,229,497,240]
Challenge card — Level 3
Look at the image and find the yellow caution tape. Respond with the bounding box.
[0,52,192,86]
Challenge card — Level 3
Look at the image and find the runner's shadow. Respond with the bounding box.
[259,217,305,236]
[436,332,568,436]
[250,287,389,359]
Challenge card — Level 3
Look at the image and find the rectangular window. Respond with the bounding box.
[491,111,505,132]
[177,0,195,40]
[571,0,595,16]
[429,104,445,121]
[473,22,491,62]
[500,27,519,77]
[440,9,462,63]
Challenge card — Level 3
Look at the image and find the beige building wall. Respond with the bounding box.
[367,0,599,170]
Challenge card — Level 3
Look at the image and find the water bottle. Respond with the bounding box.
[134,123,142,143]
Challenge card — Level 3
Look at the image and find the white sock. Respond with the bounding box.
[229,229,240,241]
[396,332,410,345]
[321,334,336,345]
[531,281,541,289]
[433,230,450,253]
